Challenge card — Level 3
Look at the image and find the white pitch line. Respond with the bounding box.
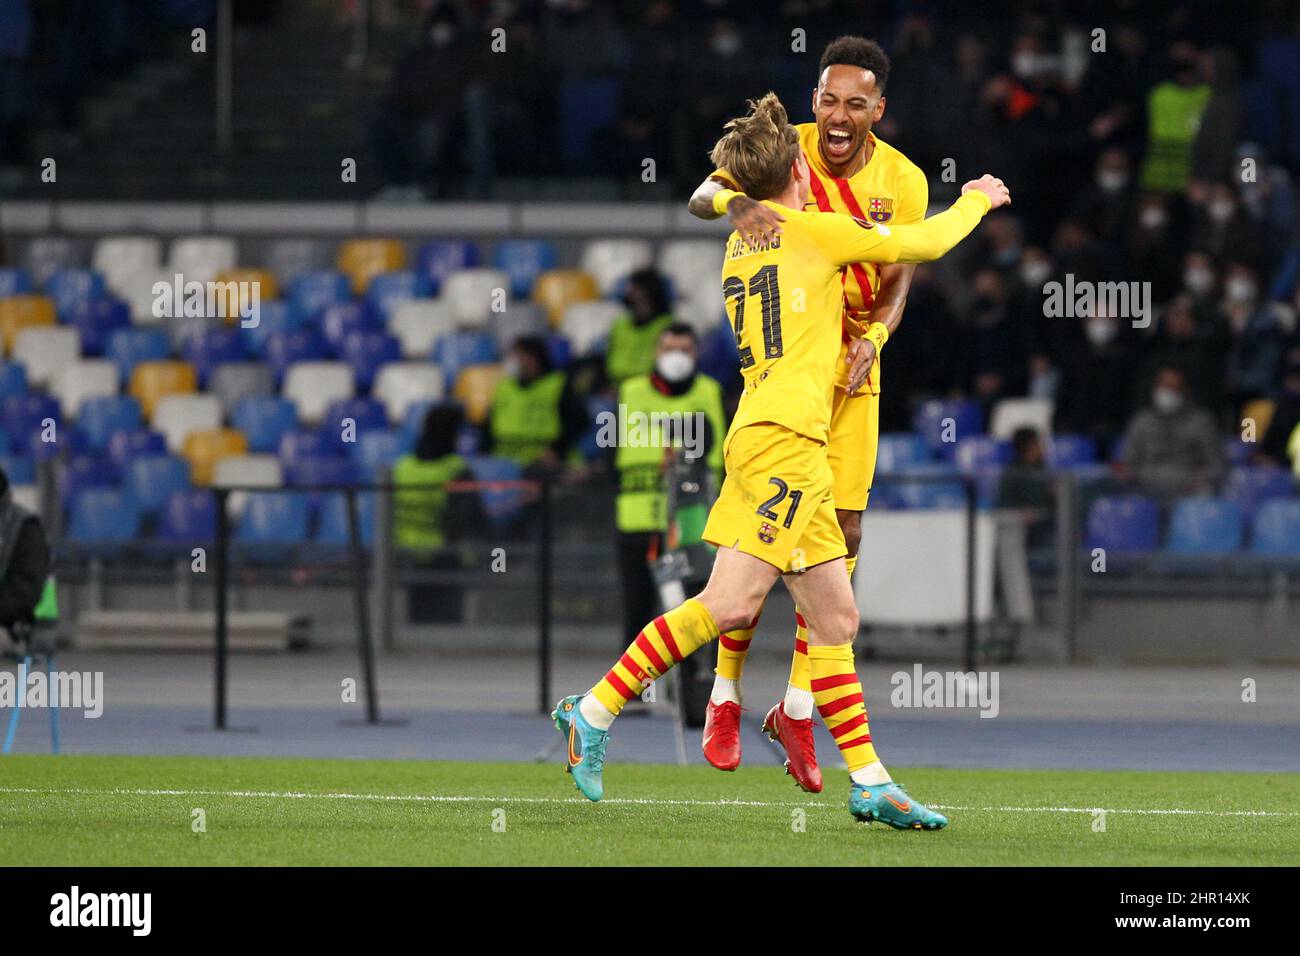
[0,786,1297,817]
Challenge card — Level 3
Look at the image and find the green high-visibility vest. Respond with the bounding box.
[34,577,57,621]
[391,453,466,551]
[489,371,565,466]
[1288,421,1300,479]
[606,312,673,385]
[1141,81,1211,192]
[615,373,725,533]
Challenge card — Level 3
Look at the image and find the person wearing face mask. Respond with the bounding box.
[1053,309,1140,456]
[1120,365,1224,500]
[613,324,724,653]
[486,335,586,473]
[1222,261,1285,406]
[605,268,675,387]
[1137,294,1224,414]
[1191,182,1267,267]
[1069,147,1138,249]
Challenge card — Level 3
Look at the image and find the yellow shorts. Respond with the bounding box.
[826,386,881,513]
[703,423,846,573]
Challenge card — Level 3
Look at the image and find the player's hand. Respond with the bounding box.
[728,195,785,247]
[845,337,877,395]
[961,174,1010,209]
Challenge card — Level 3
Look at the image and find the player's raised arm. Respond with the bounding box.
[687,174,786,247]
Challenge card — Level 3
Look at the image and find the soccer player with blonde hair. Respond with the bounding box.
[553,92,1009,828]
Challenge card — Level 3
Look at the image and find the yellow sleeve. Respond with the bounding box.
[808,192,991,267]
[894,163,929,224]
[711,169,740,190]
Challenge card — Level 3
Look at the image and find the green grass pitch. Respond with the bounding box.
[2,754,1298,866]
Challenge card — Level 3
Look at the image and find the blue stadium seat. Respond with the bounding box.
[60,455,120,505]
[159,489,216,542]
[126,455,192,515]
[278,429,342,469]
[1165,498,1244,554]
[366,270,432,323]
[264,329,331,384]
[874,433,932,474]
[0,454,35,485]
[314,491,376,545]
[78,396,144,451]
[3,395,60,446]
[351,428,408,480]
[107,328,171,381]
[1224,465,1296,519]
[888,468,968,510]
[1049,434,1098,469]
[415,240,480,295]
[1221,437,1253,468]
[339,330,402,392]
[285,455,359,489]
[399,401,441,450]
[107,429,168,470]
[913,399,983,457]
[68,489,141,545]
[318,398,388,453]
[431,331,498,383]
[1086,495,1161,553]
[465,455,526,528]
[493,240,558,298]
[319,300,380,350]
[45,268,106,318]
[240,298,301,356]
[0,267,33,297]
[181,327,247,385]
[1249,499,1300,556]
[954,435,1011,473]
[237,491,312,544]
[0,362,27,400]
[64,297,131,356]
[696,318,738,385]
[232,397,298,454]
[287,270,351,322]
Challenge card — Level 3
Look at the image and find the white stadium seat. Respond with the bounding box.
[282,361,355,426]
[441,269,511,328]
[580,239,653,296]
[153,394,224,452]
[560,301,622,357]
[657,238,726,332]
[117,269,173,324]
[989,397,1055,440]
[214,454,284,519]
[92,236,163,297]
[54,360,120,417]
[388,299,456,359]
[489,302,548,351]
[24,236,80,288]
[373,362,446,424]
[266,238,329,286]
[167,236,239,285]
[11,484,40,518]
[13,326,81,388]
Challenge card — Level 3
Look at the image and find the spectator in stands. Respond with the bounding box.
[391,404,482,553]
[1070,147,1139,251]
[1137,294,1224,415]
[614,323,724,650]
[1260,354,1300,470]
[1127,191,1186,301]
[605,268,674,386]
[996,427,1054,548]
[1181,249,1220,312]
[1222,261,1285,406]
[1120,365,1225,500]
[955,267,1029,415]
[0,0,32,168]
[1053,310,1140,458]
[486,335,586,474]
[0,463,51,647]
[1139,41,1211,194]
[1189,181,1268,273]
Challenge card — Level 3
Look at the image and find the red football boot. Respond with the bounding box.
[762,702,823,793]
[702,700,742,771]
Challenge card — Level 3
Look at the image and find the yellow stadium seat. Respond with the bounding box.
[532,269,599,329]
[454,363,505,424]
[182,428,249,487]
[213,268,279,324]
[0,295,56,353]
[129,360,198,419]
[1241,398,1276,439]
[337,239,406,295]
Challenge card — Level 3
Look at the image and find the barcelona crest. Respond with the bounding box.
[867,197,894,223]
[757,521,779,544]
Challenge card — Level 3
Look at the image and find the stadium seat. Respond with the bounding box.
[44,268,106,318]
[282,361,356,425]
[954,435,1012,473]
[442,268,511,328]
[159,489,217,543]
[319,300,380,349]
[1166,498,1244,555]
[76,395,142,449]
[107,429,167,470]
[117,268,176,325]
[415,239,480,295]
[339,330,402,392]
[212,454,283,490]
[107,327,171,381]
[214,267,279,319]
[266,238,330,288]
[453,363,505,425]
[1223,465,1296,519]
[210,362,274,417]
[182,427,249,486]
[153,394,223,453]
[60,455,120,505]
[129,360,199,419]
[351,428,407,480]
[430,332,497,387]
[1240,398,1276,438]
[1085,495,1161,553]
[287,270,351,322]
[0,267,32,297]
[167,235,238,285]
[580,239,654,296]
[493,239,557,298]
[1049,434,1098,469]
[0,454,35,485]
[286,454,359,489]
[23,237,78,289]
[314,491,376,545]
[264,328,331,384]
[1222,436,1253,467]
[92,236,163,296]
[0,362,26,399]
[560,301,621,356]
[1249,499,1300,556]
[181,326,247,385]
[126,455,192,515]
[337,238,406,295]
[278,429,340,470]
[388,299,456,359]
[488,302,549,352]
[875,433,932,474]
[238,298,298,357]
[318,397,388,452]
[236,491,311,545]
[532,269,600,328]
[68,488,141,546]
[913,398,984,456]
[657,238,725,330]
[232,396,298,454]
[64,296,131,356]
[2,394,60,451]
[373,364,446,426]
[14,326,81,388]
[894,477,968,510]
[366,270,432,323]
[989,397,1054,440]
[0,295,56,352]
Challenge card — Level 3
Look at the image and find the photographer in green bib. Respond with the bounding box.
[614,323,725,651]
[606,268,676,387]
[0,465,53,653]
[487,335,587,475]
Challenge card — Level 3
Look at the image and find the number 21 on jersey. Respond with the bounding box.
[723,264,784,370]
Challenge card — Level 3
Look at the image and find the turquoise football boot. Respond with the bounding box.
[848,781,948,830]
[552,695,609,802]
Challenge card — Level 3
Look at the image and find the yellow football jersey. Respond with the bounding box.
[721,193,990,446]
[715,123,928,392]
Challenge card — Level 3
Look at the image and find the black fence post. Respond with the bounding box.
[964,475,978,673]
[347,487,380,724]
[213,487,229,730]
[538,479,553,715]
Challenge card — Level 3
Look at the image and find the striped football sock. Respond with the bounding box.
[808,641,879,773]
